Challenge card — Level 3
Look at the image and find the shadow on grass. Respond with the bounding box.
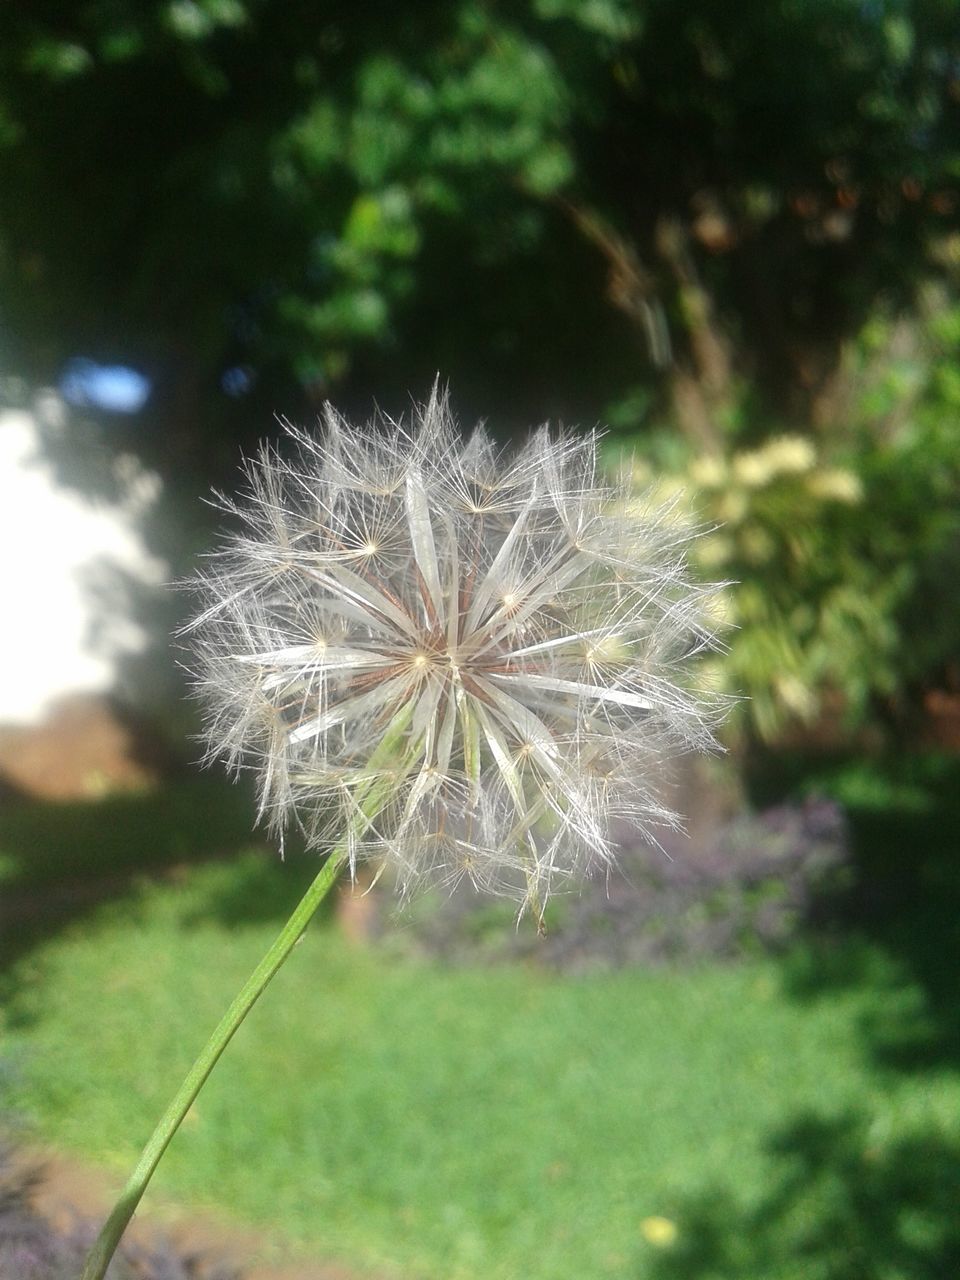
[0,777,259,889]
[0,776,259,968]
[646,1110,960,1280]
[180,845,340,930]
[750,752,960,1074]
[637,751,960,1279]
[0,774,344,980]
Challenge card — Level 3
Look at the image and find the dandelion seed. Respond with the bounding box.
[183,384,723,915]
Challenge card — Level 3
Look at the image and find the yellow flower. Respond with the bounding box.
[641,1216,678,1247]
[806,468,863,504]
[689,454,727,488]
[732,450,772,488]
[733,435,816,488]
[759,434,816,476]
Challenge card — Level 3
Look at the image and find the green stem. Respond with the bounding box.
[82,702,415,1280]
[79,846,345,1280]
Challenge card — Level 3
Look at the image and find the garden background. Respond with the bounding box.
[0,3,958,1277]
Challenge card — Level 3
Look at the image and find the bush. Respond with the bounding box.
[625,434,909,743]
[410,797,850,971]
[611,296,960,747]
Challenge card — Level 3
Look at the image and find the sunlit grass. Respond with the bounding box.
[5,849,958,1280]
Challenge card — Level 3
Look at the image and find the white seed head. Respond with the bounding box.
[184,385,724,914]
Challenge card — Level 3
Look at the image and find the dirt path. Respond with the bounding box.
[21,1142,384,1280]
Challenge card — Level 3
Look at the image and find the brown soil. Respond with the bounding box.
[0,694,155,800]
[19,1142,384,1280]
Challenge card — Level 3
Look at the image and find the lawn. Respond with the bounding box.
[1,759,958,1279]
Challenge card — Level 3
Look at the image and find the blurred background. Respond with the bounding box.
[0,3,958,1278]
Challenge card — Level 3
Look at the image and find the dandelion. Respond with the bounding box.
[82,384,722,1280]
[185,383,721,913]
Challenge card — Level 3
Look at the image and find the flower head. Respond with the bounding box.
[185,385,722,914]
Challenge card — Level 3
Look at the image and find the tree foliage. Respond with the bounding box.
[3,1,960,443]
[1,0,958,737]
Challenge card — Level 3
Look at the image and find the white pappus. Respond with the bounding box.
[184,385,724,917]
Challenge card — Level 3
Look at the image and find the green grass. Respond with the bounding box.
[2,759,959,1278]
[2,859,957,1278]
[0,777,253,892]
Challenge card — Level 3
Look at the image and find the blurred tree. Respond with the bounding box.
[0,0,623,469]
[3,0,959,746]
[2,0,960,467]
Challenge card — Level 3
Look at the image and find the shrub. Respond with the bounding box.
[611,297,960,747]
[411,797,850,970]
[626,435,906,742]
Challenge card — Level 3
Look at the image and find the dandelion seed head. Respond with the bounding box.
[184,384,724,914]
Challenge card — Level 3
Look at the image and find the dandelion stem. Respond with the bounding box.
[81,705,415,1280]
[79,847,344,1280]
